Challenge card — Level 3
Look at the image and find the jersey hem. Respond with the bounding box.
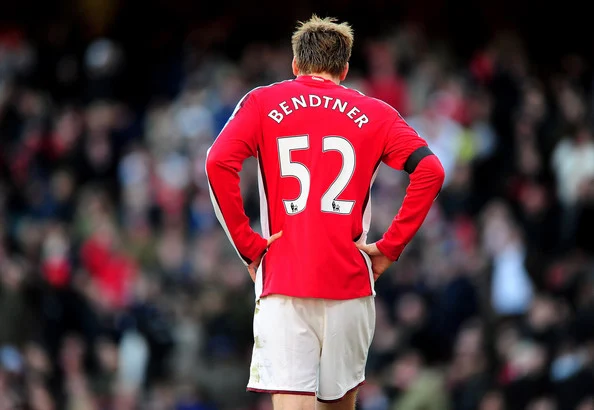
[259,290,374,300]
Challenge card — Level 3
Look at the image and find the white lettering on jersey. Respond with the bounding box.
[309,94,321,107]
[355,114,369,128]
[268,110,284,123]
[347,106,360,119]
[279,101,293,115]
[266,94,369,128]
[291,95,307,110]
[332,98,347,113]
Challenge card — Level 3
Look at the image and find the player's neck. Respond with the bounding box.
[299,72,341,85]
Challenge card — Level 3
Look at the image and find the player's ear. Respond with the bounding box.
[292,57,299,76]
[339,63,349,81]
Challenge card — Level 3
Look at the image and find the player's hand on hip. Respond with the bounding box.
[247,231,283,282]
[356,242,392,281]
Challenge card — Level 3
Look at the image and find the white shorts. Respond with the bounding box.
[246,294,376,402]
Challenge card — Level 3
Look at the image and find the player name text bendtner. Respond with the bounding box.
[267,95,369,128]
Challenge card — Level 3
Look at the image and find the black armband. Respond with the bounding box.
[404,146,434,174]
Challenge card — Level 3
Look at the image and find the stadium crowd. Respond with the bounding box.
[1,12,594,410]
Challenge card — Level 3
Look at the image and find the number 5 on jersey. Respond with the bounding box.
[277,135,356,215]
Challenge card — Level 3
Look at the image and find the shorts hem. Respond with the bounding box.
[316,380,366,403]
[247,387,316,396]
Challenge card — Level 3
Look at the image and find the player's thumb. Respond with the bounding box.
[357,242,381,256]
[356,242,371,254]
[267,230,283,246]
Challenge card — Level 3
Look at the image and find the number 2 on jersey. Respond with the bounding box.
[277,135,355,215]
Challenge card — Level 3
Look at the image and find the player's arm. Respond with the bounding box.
[361,113,445,267]
[205,92,269,266]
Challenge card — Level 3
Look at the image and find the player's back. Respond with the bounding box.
[253,75,397,300]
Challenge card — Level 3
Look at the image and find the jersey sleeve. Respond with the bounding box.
[375,113,445,261]
[205,92,268,265]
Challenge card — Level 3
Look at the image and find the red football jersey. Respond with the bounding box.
[206,75,444,300]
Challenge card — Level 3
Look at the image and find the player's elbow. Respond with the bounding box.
[205,146,240,177]
[433,157,446,187]
[419,154,445,188]
[205,147,222,177]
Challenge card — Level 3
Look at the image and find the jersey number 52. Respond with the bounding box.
[277,135,355,215]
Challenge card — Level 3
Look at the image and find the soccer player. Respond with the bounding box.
[205,15,445,410]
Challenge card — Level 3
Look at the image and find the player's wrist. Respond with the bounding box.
[246,235,268,264]
[256,235,269,253]
[375,239,403,262]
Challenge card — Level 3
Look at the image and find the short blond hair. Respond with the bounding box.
[291,15,354,77]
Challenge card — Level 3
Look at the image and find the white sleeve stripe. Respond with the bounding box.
[205,147,250,266]
[257,162,270,239]
[360,167,379,296]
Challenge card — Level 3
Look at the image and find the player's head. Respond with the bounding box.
[291,15,353,81]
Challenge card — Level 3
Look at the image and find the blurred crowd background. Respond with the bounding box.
[1,1,594,409]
